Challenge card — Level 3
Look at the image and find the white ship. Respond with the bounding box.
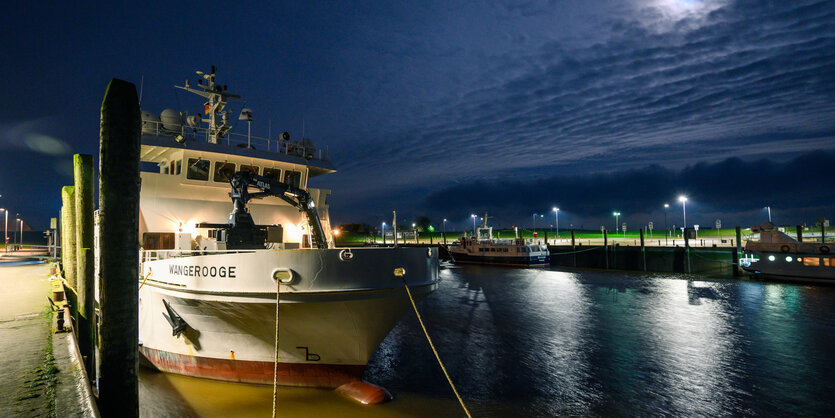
[741,222,834,283]
[449,214,550,267]
[135,67,438,404]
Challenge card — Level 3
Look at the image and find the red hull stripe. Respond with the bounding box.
[139,346,365,388]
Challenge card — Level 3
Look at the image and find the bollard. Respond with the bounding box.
[640,228,646,271]
[97,79,141,417]
[603,229,609,270]
[74,153,95,373]
[61,186,77,289]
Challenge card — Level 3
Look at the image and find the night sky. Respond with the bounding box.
[1,0,833,231]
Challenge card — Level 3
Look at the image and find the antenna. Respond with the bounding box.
[302,117,305,139]
[139,75,144,104]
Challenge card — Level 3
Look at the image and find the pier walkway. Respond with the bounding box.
[0,261,98,417]
[0,262,53,416]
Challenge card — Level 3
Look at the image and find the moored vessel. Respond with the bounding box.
[449,214,550,267]
[134,67,439,404]
[741,222,834,283]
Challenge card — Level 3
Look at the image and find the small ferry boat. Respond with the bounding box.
[449,215,550,267]
[131,67,438,404]
[741,222,834,283]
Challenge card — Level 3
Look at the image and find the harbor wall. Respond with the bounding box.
[548,245,739,278]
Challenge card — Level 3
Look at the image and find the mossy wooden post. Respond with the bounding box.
[734,226,742,277]
[571,230,576,267]
[74,153,95,372]
[640,228,646,271]
[603,229,609,270]
[61,186,77,289]
[97,79,141,417]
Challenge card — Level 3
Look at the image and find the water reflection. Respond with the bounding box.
[140,268,835,417]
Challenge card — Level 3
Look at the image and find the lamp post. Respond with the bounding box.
[552,207,559,240]
[443,218,447,235]
[471,214,477,236]
[663,203,669,245]
[613,212,621,232]
[0,208,6,252]
[765,206,772,223]
[679,195,688,228]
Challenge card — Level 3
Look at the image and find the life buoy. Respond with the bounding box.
[780,245,790,253]
[821,245,831,254]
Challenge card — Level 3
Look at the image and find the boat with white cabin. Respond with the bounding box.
[132,67,439,404]
[449,214,550,267]
[740,222,834,283]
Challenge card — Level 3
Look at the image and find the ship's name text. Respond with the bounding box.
[169,264,236,278]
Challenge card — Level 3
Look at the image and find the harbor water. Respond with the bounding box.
[140,265,835,417]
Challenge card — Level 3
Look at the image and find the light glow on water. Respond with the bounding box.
[140,267,835,417]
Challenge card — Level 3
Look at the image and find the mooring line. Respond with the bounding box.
[138,270,152,290]
[401,276,472,418]
[272,280,280,418]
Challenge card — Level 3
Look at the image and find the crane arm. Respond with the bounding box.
[229,171,328,249]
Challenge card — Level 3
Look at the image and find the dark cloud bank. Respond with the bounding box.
[422,150,835,228]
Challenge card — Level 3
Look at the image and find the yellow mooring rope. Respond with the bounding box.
[400,276,472,418]
[138,270,152,291]
[272,280,280,418]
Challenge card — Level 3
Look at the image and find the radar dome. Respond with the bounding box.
[141,109,160,134]
[160,109,183,131]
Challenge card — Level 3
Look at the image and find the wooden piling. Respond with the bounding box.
[640,228,646,271]
[684,228,691,274]
[734,226,742,277]
[61,186,77,289]
[97,79,141,417]
[74,153,95,371]
[603,229,609,270]
[571,230,576,267]
[796,225,803,242]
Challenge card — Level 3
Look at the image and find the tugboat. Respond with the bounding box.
[449,214,550,267]
[741,222,834,283]
[132,67,439,404]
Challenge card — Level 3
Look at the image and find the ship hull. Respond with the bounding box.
[138,248,438,392]
[449,251,550,267]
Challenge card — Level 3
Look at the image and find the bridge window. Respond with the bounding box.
[240,164,259,175]
[143,232,175,250]
[214,162,236,183]
[186,158,210,180]
[170,160,181,175]
[263,167,281,182]
[284,170,302,188]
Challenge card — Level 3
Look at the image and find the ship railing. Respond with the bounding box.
[140,120,329,162]
[140,248,259,263]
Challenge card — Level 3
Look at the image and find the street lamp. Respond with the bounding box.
[381,222,386,244]
[663,203,669,245]
[443,218,447,235]
[679,195,688,228]
[471,214,477,236]
[613,212,621,232]
[552,207,560,239]
[765,206,772,223]
[0,208,6,252]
